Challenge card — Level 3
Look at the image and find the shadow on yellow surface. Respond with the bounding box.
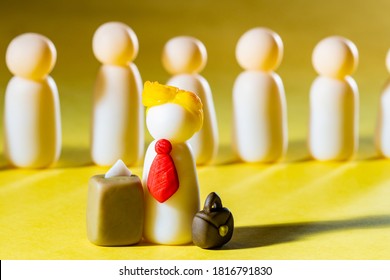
[57,146,93,168]
[215,136,379,166]
[226,215,390,250]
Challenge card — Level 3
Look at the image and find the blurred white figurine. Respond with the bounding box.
[91,22,144,166]
[233,27,288,162]
[163,36,218,165]
[375,49,390,158]
[4,33,61,168]
[142,81,203,245]
[309,36,359,161]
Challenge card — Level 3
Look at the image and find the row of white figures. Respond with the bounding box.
[91,22,218,167]
[232,27,359,162]
[4,22,390,169]
[3,21,218,169]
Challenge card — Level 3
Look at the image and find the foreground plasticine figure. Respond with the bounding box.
[4,33,61,168]
[91,21,144,166]
[163,36,218,165]
[232,27,288,163]
[309,36,359,161]
[142,81,203,245]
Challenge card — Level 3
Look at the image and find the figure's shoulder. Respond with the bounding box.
[171,142,193,157]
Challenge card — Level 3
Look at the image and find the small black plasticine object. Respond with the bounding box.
[192,192,234,249]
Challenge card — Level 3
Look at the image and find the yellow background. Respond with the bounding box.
[0,0,390,259]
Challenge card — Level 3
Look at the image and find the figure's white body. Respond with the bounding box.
[4,76,61,168]
[91,22,143,166]
[91,63,143,166]
[143,140,200,244]
[142,96,201,245]
[167,74,218,164]
[163,36,218,165]
[309,76,358,160]
[233,71,287,162]
[4,33,61,168]
[232,27,287,162]
[375,51,390,158]
[376,81,390,157]
[309,36,359,161]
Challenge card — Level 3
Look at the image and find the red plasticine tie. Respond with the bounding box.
[147,139,179,203]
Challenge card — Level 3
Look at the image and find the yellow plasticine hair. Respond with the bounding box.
[142,81,204,132]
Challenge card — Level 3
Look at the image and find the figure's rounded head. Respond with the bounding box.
[143,81,203,142]
[312,36,358,79]
[146,103,199,142]
[6,33,56,80]
[235,27,283,72]
[162,36,207,74]
[92,21,138,65]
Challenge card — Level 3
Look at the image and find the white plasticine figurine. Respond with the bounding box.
[232,27,288,163]
[91,22,144,166]
[375,49,390,158]
[309,36,359,161]
[163,36,218,165]
[4,33,61,168]
[142,81,203,245]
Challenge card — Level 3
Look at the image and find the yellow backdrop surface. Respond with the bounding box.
[0,0,390,259]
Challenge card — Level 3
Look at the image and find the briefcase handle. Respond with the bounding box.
[204,192,223,213]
